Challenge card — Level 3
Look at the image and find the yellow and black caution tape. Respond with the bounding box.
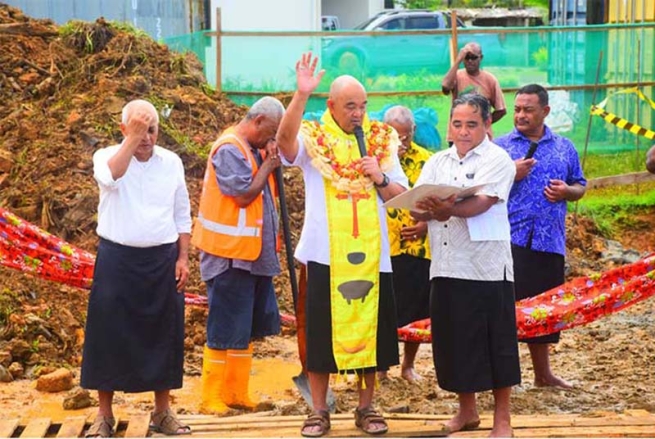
[590,87,655,140]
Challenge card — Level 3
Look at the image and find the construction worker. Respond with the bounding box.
[192,96,285,413]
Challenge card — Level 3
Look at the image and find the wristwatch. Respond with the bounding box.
[374,173,390,188]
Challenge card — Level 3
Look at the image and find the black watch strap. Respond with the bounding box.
[375,173,390,188]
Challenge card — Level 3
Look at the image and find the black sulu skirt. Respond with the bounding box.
[391,253,431,328]
[512,244,565,344]
[430,276,521,393]
[80,238,184,393]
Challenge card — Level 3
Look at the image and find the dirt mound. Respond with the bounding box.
[0,4,305,373]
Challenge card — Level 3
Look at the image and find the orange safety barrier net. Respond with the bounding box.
[0,207,206,305]
[2,206,654,339]
[0,207,94,289]
[398,255,655,343]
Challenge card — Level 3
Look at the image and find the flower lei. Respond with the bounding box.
[301,118,398,194]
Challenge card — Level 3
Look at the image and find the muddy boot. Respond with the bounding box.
[222,344,257,409]
[200,345,229,414]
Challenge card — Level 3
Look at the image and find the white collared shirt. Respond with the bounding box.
[93,144,192,247]
[415,137,516,281]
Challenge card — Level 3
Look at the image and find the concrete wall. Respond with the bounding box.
[209,0,319,30]
[206,0,321,89]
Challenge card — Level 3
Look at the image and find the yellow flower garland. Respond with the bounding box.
[301,116,398,194]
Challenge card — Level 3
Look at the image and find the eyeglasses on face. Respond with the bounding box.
[465,55,481,61]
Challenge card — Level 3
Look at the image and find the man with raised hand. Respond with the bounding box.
[276,52,408,437]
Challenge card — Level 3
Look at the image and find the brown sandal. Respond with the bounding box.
[355,406,388,435]
[85,415,115,438]
[150,408,191,435]
[301,409,331,438]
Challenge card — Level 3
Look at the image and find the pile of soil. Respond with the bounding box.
[1,3,654,422]
[0,3,304,374]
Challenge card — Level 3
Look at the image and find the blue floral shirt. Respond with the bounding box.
[495,126,586,256]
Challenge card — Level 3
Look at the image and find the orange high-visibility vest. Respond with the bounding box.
[191,128,276,261]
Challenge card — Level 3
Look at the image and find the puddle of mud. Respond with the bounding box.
[0,357,302,421]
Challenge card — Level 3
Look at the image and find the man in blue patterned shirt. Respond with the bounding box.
[495,84,586,389]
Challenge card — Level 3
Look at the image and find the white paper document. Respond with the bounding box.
[383,183,487,212]
[467,203,511,241]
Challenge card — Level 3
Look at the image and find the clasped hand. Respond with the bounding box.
[544,179,569,202]
[261,141,282,174]
[412,194,457,222]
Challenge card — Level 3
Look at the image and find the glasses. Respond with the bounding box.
[465,55,480,61]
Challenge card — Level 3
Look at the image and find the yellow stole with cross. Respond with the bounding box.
[300,111,396,372]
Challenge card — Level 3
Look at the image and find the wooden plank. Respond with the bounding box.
[452,425,655,438]
[205,22,652,38]
[177,412,655,427]
[180,419,448,438]
[56,416,87,438]
[0,419,19,438]
[587,171,655,189]
[223,81,655,98]
[168,412,655,438]
[19,418,51,439]
[505,415,655,429]
[623,409,655,417]
[124,414,152,438]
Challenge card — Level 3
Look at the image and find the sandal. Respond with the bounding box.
[149,408,191,436]
[300,409,331,438]
[85,415,115,438]
[355,406,388,435]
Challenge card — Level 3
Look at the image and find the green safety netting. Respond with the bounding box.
[163,24,655,155]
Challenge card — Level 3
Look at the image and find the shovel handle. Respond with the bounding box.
[274,166,299,314]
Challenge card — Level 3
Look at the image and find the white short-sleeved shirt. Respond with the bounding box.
[93,144,192,247]
[282,136,409,273]
[415,137,516,281]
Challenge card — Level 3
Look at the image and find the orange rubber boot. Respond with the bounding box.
[199,345,229,414]
[222,344,257,409]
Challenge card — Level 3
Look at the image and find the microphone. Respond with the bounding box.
[353,125,367,158]
[524,141,538,159]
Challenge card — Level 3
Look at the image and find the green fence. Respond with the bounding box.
[163,23,655,157]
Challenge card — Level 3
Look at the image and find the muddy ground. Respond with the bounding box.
[1,2,654,425]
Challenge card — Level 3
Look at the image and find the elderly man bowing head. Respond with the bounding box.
[192,96,286,414]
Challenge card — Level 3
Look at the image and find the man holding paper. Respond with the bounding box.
[412,93,519,438]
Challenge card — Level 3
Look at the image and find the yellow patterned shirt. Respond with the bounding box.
[387,142,433,259]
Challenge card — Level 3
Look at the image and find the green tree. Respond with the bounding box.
[395,0,443,9]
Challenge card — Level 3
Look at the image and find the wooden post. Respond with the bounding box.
[215,7,222,93]
[574,50,604,221]
[450,10,458,66]
[635,39,641,194]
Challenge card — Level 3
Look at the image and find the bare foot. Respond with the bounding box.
[401,367,422,383]
[442,414,481,434]
[534,374,573,389]
[489,425,513,437]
